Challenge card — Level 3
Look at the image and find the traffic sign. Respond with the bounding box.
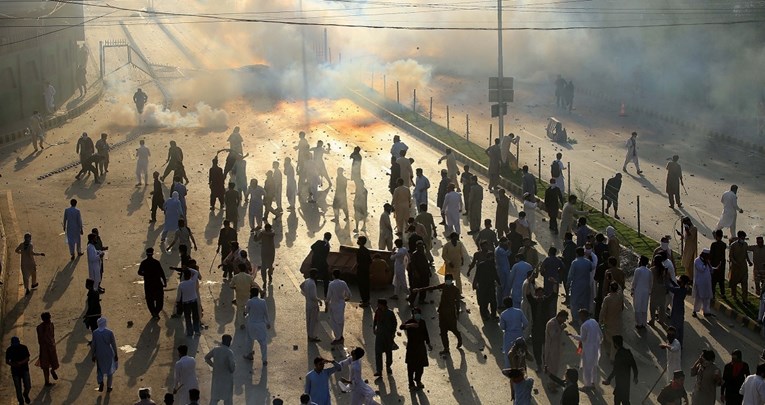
[489,77,514,90]
[489,89,514,103]
[491,103,508,118]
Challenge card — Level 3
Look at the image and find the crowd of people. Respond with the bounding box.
[7,115,765,405]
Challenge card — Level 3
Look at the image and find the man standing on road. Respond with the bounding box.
[92,317,118,393]
[326,270,351,345]
[603,335,638,404]
[353,179,370,233]
[599,282,624,362]
[543,311,568,391]
[310,232,332,297]
[560,195,589,239]
[138,248,166,319]
[658,370,689,405]
[631,255,651,329]
[95,133,110,176]
[413,168,430,208]
[161,141,186,183]
[208,158,225,211]
[173,345,198,405]
[729,231,752,302]
[495,188,510,238]
[749,236,765,296]
[224,183,240,229]
[391,135,408,159]
[304,357,342,405]
[378,203,393,251]
[28,111,45,152]
[604,173,623,219]
[486,138,502,192]
[150,172,164,223]
[721,349,750,405]
[691,350,722,405]
[552,153,566,194]
[438,149,459,190]
[499,297,528,369]
[468,176,483,235]
[133,88,148,114]
[692,249,715,318]
[709,230,728,300]
[622,132,642,174]
[442,184,463,235]
[87,233,105,293]
[544,178,564,234]
[204,334,236,405]
[244,287,270,366]
[135,139,150,186]
[75,132,94,180]
[436,170,449,225]
[36,312,59,387]
[521,165,537,197]
[301,269,322,342]
[373,299,397,377]
[716,185,744,238]
[356,236,372,308]
[568,248,593,325]
[666,155,684,209]
[227,126,244,154]
[442,232,465,292]
[411,273,463,357]
[6,336,31,404]
[572,309,602,391]
[392,178,411,235]
[176,269,201,336]
[738,364,765,404]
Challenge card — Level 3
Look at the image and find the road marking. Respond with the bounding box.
[321,320,333,339]
[283,264,302,290]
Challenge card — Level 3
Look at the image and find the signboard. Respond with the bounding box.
[489,89,514,103]
[489,77,514,90]
[491,103,508,118]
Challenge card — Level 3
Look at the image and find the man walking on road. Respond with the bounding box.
[326,270,351,345]
[301,269,322,342]
[716,184,744,238]
[693,249,715,318]
[92,317,118,393]
[135,139,150,186]
[36,312,59,386]
[138,248,166,319]
[749,236,765,296]
[729,231,753,302]
[150,172,164,223]
[486,138,502,192]
[413,168,430,208]
[373,299,397,377]
[63,199,83,261]
[468,176,483,235]
[552,152,566,194]
[572,309,602,391]
[622,132,642,174]
[443,184,463,235]
[604,173,623,219]
[75,132,94,180]
[411,273,463,357]
[603,335,638,404]
[310,232,332,297]
[6,336,31,404]
[204,335,236,405]
[173,345,198,405]
[244,287,270,366]
[209,158,225,211]
[521,165,537,197]
[666,155,684,209]
[544,178,564,234]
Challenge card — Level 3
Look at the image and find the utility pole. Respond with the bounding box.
[497,0,504,143]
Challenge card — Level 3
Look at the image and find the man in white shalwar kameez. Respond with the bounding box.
[204,334,236,405]
[442,184,463,235]
[161,191,184,242]
[631,256,651,328]
[340,348,381,405]
[715,185,744,238]
[244,287,270,365]
[571,309,602,390]
[692,249,714,317]
[86,233,104,291]
[135,139,150,186]
[63,199,83,260]
[390,240,409,299]
[413,169,430,208]
[660,327,682,383]
[173,345,198,405]
[326,270,351,345]
[301,269,322,342]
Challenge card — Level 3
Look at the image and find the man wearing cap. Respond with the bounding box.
[658,370,689,405]
[693,249,715,318]
[205,334,236,405]
[716,185,744,238]
[666,155,684,209]
[729,231,752,302]
[571,308,602,390]
[748,236,765,296]
[138,248,167,319]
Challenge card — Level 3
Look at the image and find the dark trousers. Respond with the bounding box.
[145,288,164,316]
[477,288,497,319]
[375,340,393,373]
[439,318,462,350]
[318,267,329,297]
[182,300,201,336]
[210,191,224,209]
[151,198,163,221]
[548,209,559,232]
[12,371,31,404]
[713,276,726,298]
[532,334,543,368]
[614,385,631,405]
[668,192,681,207]
[407,364,424,385]
[358,270,370,304]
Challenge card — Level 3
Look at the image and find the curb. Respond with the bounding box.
[712,299,762,333]
[0,80,105,148]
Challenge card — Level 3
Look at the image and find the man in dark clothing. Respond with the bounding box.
[472,254,499,320]
[311,232,331,297]
[373,299,398,377]
[709,229,727,300]
[224,182,241,228]
[84,279,101,331]
[561,232,577,304]
[495,188,510,238]
[161,141,187,183]
[604,173,623,219]
[216,220,237,279]
[545,178,565,233]
[657,370,688,405]
[400,307,432,390]
[150,171,164,223]
[75,132,95,179]
[388,156,400,195]
[137,248,167,319]
[6,336,31,405]
[528,286,553,371]
[721,349,750,405]
[76,153,104,183]
[603,335,638,405]
[356,236,372,308]
[521,165,537,197]
[133,88,148,114]
[436,169,449,225]
[408,241,431,306]
[541,247,564,318]
[507,223,524,263]
[411,273,462,356]
[548,367,580,405]
[209,158,225,211]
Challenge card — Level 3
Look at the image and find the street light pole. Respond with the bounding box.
[497,0,504,143]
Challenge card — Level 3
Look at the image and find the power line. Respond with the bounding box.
[0,10,116,48]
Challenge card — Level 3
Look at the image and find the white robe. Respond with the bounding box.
[442,191,463,234]
[204,345,235,402]
[572,318,602,387]
[326,279,351,339]
[301,278,320,338]
[391,247,409,296]
[631,266,651,314]
[340,357,379,405]
[174,356,199,405]
[715,190,741,231]
[666,339,682,383]
[414,175,430,207]
[87,243,102,289]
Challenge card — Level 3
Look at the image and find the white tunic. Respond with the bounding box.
[572,318,602,386]
[666,339,682,383]
[442,191,463,233]
[87,243,102,288]
[631,266,651,313]
[204,345,235,402]
[715,190,741,230]
[327,279,351,338]
[391,246,409,292]
[173,355,199,405]
[245,297,270,342]
[340,357,378,405]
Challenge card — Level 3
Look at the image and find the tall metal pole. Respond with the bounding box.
[497,0,504,143]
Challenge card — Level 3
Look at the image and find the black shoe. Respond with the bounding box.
[24,394,30,404]
[51,370,58,380]
[373,371,382,377]
[98,382,104,392]
[386,367,393,375]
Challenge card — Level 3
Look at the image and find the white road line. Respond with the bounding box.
[321,320,334,339]
[283,265,302,290]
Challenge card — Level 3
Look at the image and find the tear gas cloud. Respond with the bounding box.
[160,0,764,123]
